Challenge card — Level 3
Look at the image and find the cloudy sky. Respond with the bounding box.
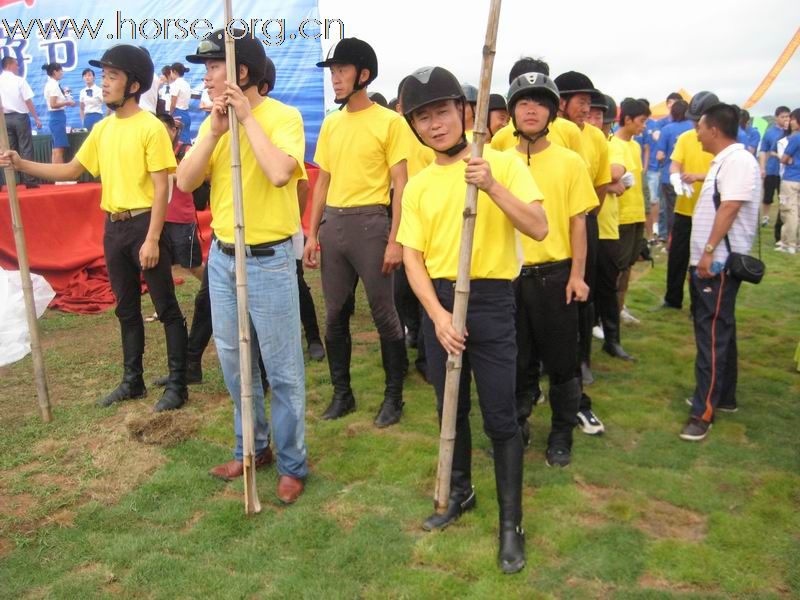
[318,0,798,116]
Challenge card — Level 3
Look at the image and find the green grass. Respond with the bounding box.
[0,231,798,599]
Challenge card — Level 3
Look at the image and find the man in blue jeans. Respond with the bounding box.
[177,30,308,503]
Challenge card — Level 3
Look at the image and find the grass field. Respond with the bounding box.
[1,235,798,599]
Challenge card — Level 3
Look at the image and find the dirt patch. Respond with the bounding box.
[577,481,707,542]
[181,510,206,533]
[636,498,707,542]
[638,573,717,593]
[344,421,373,437]
[0,493,35,519]
[0,536,12,557]
[125,411,199,447]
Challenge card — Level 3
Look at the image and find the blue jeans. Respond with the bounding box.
[645,170,664,237]
[208,240,308,478]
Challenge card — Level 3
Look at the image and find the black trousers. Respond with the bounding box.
[104,212,185,369]
[394,264,422,340]
[514,261,578,429]
[595,238,622,333]
[296,259,322,344]
[661,183,677,236]
[4,112,37,186]
[423,279,518,441]
[664,213,692,309]
[688,269,741,422]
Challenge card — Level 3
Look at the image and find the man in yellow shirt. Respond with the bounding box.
[553,70,611,399]
[177,31,308,503]
[506,72,599,463]
[614,99,650,321]
[303,38,409,428]
[662,92,717,311]
[0,45,188,413]
[490,58,585,159]
[487,93,510,142]
[599,97,636,362]
[398,66,547,574]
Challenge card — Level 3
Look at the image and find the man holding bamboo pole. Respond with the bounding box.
[177,31,308,503]
[397,66,547,574]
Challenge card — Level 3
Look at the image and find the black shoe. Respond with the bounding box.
[422,487,476,531]
[651,301,681,312]
[374,338,406,428]
[545,445,571,467]
[499,525,526,574]
[308,340,325,361]
[602,342,635,361]
[97,379,146,407]
[321,392,355,420]
[153,387,188,412]
[493,431,525,574]
[580,362,594,386]
[679,417,712,441]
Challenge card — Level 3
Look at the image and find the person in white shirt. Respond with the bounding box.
[42,62,75,164]
[79,68,104,131]
[136,47,159,114]
[0,56,42,187]
[681,103,761,442]
[168,62,192,143]
[157,65,171,115]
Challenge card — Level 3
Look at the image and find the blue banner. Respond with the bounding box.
[0,0,326,161]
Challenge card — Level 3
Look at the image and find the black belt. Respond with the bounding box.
[108,208,150,222]
[216,236,290,257]
[520,258,571,277]
[324,204,387,216]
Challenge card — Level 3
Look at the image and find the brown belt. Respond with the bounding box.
[108,208,150,222]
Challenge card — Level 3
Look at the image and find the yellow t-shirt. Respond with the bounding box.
[580,123,611,188]
[314,103,409,207]
[397,147,543,280]
[76,110,176,213]
[511,144,598,264]
[614,136,645,225]
[192,96,305,244]
[403,121,435,178]
[670,129,713,217]
[490,117,585,162]
[599,134,626,240]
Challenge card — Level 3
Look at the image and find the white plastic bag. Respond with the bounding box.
[0,268,55,367]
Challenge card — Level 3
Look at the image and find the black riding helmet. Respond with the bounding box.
[507,72,560,164]
[603,95,617,125]
[89,45,153,110]
[553,71,598,97]
[687,91,719,121]
[317,37,378,108]
[185,29,267,91]
[400,66,468,157]
[590,91,608,111]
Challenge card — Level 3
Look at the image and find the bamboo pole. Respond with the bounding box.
[0,100,52,422]
[434,0,502,513]
[223,0,260,515]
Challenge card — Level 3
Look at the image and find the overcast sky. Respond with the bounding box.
[318,0,798,117]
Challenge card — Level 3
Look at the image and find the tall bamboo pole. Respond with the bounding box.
[434,0,502,513]
[223,0,260,515]
[0,101,52,422]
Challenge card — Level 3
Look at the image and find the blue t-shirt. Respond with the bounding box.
[642,117,660,171]
[746,126,761,153]
[656,120,694,184]
[783,133,800,182]
[737,127,749,146]
[760,125,786,176]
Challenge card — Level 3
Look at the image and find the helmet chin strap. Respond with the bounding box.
[106,80,136,111]
[335,68,366,110]
[442,101,469,156]
[513,120,550,165]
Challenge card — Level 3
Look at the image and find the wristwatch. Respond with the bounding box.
[704,243,715,254]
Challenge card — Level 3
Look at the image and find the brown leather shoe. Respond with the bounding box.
[209,447,274,481]
[276,475,304,504]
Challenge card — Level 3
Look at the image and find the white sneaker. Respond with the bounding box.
[775,241,784,249]
[762,216,770,227]
[787,247,797,255]
[577,409,605,435]
[620,306,641,325]
[592,325,605,340]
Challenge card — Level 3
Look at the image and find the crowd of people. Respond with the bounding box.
[0,33,797,574]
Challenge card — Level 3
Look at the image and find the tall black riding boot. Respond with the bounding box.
[321,334,355,419]
[153,318,189,412]
[423,418,475,530]
[600,299,635,361]
[492,430,525,574]
[546,378,581,467]
[374,338,407,428]
[579,302,595,385]
[98,320,147,407]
